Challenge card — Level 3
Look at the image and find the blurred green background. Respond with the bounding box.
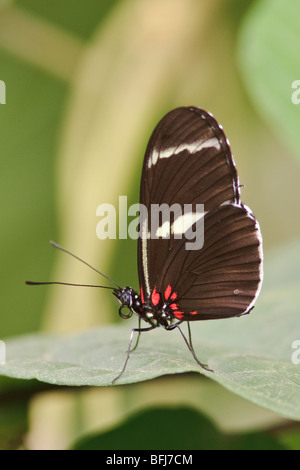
[1,0,300,450]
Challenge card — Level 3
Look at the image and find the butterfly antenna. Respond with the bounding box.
[25,280,116,289]
[48,240,121,289]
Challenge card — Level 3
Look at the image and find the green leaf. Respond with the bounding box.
[1,239,300,421]
[238,0,300,163]
[71,406,286,450]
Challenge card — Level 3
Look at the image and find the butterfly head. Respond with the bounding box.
[113,286,142,320]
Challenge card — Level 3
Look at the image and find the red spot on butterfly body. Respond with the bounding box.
[170,302,179,311]
[151,286,160,306]
[190,311,197,315]
[173,311,184,319]
[140,286,145,303]
[164,284,172,300]
[164,285,178,303]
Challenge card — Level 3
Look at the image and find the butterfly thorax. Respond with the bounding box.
[113,286,174,328]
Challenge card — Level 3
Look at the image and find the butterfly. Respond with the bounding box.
[27,106,263,384]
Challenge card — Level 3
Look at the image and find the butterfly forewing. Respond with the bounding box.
[140,107,239,208]
[137,106,262,319]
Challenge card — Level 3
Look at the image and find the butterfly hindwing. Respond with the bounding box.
[156,203,262,320]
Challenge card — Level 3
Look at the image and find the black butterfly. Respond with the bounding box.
[27,107,263,384]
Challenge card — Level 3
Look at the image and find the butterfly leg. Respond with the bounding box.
[130,317,142,353]
[167,321,213,373]
[185,322,213,372]
[112,323,156,385]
